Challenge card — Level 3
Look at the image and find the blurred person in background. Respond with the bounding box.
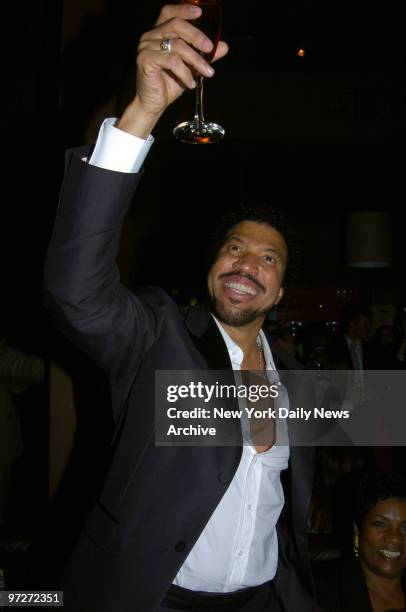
[327,305,373,370]
[0,336,45,527]
[370,325,399,370]
[314,471,406,611]
[265,321,302,364]
[393,310,406,368]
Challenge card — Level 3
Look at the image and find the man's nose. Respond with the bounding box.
[385,527,402,547]
[233,253,259,274]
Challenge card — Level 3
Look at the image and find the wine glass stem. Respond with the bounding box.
[193,75,205,128]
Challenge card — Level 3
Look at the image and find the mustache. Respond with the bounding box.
[219,271,265,294]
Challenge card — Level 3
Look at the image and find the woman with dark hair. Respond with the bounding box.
[314,471,406,611]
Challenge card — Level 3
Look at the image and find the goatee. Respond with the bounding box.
[209,294,269,328]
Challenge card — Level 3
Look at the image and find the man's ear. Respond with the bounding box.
[353,522,359,538]
[275,286,284,306]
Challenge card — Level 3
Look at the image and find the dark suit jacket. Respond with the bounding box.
[44,150,320,612]
[327,334,372,370]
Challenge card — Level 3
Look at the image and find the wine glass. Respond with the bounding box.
[173,0,224,144]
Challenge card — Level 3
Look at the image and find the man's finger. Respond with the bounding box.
[155,3,202,27]
[138,38,215,79]
[211,40,229,63]
[143,17,214,58]
[138,49,197,90]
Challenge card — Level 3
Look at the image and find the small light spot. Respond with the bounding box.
[297,48,306,58]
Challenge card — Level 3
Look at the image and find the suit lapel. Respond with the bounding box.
[184,301,232,371]
[184,301,243,446]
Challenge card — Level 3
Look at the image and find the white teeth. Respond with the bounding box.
[379,549,401,559]
[224,281,256,295]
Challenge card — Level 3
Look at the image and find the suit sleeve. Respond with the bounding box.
[43,148,163,381]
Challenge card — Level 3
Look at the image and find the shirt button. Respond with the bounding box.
[247,504,252,511]
[218,471,231,484]
[175,541,187,552]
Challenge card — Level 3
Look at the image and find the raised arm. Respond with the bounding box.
[43,4,228,381]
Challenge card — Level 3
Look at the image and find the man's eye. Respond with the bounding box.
[228,244,240,253]
[372,520,385,528]
[264,255,276,264]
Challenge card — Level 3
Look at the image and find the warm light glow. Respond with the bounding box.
[297,48,306,57]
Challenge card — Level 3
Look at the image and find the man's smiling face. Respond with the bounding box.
[207,220,287,328]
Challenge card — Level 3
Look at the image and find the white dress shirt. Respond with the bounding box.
[88,119,290,593]
[174,323,289,592]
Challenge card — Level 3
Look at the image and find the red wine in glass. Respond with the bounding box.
[173,0,224,144]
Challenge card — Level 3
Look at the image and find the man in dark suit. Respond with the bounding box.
[44,4,321,611]
[327,305,372,370]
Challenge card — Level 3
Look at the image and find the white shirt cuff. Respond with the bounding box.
[88,118,154,173]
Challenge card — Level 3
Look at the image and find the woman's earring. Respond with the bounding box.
[353,533,359,559]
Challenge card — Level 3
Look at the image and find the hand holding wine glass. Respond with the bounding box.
[117,3,228,141]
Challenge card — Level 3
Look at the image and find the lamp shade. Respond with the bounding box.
[346,211,392,268]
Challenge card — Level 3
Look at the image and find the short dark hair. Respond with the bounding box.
[340,304,372,332]
[353,471,406,529]
[207,204,299,285]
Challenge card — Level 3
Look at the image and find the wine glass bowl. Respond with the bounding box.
[173,0,224,144]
